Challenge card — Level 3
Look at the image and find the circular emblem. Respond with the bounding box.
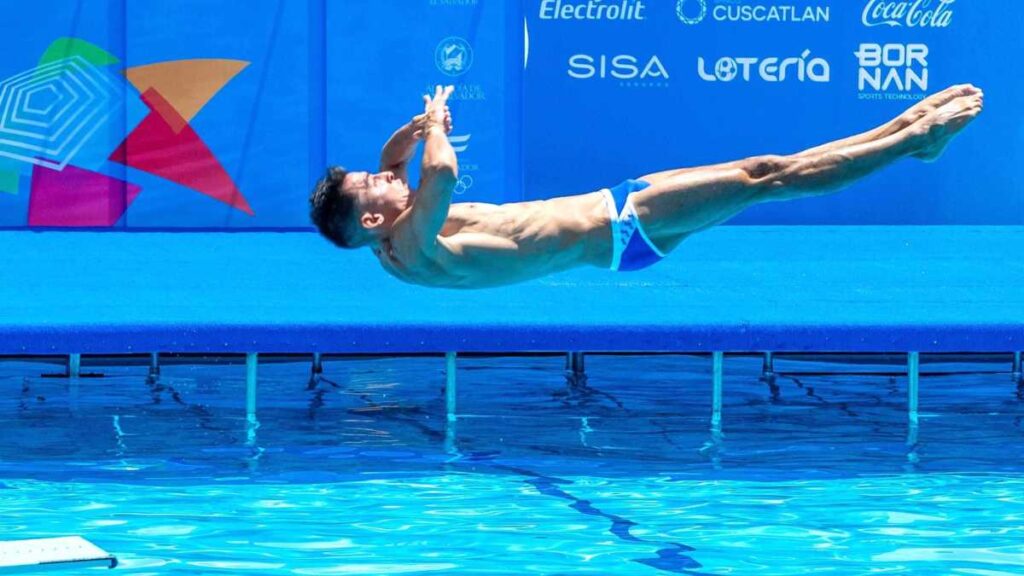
[454,174,474,195]
[435,37,474,77]
[715,58,738,81]
[676,0,707,25]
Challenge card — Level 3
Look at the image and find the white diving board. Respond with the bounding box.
[0,537,117,572]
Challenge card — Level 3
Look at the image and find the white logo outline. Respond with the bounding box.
[435,37,474,77]
[676,0,707,25]
[449,133,471,153]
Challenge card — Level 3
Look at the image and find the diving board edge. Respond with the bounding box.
[1,323,1022,354]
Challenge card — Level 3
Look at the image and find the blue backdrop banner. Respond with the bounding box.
[523,0,1024,224]
[0,1,1019,228]
[0,0,523,229]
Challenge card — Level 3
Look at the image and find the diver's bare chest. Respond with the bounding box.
[440,202,506,236]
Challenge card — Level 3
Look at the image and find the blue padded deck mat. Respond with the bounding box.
[0,227,1022,354]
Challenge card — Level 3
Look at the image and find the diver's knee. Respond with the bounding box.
[739,154,798,197]
[739,155,790,181]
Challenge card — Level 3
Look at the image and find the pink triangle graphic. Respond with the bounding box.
[29,164,141,227]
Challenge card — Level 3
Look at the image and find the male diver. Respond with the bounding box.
[310,84,983,288]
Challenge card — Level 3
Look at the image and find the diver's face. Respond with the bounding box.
[345,171,409,228]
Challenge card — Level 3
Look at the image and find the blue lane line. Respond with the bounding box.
[496,464,715,575]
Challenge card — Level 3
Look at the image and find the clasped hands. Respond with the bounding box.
[412,84,454,139]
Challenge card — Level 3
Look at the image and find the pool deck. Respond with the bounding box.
[1,226,1022,354]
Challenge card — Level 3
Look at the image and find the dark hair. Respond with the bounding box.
[309,166,361,248]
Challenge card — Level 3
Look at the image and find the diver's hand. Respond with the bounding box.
[411,112,428,139]
[411,106,452,139]
[425,84,453,124]
[413,85,454,138]
[443,106,453,134]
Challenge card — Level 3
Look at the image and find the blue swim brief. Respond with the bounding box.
[600,178,665,272]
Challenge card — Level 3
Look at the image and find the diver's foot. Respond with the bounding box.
[891,84,980,135]
[909,90,984,162]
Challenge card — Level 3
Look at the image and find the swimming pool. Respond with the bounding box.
[4,353,1024,575]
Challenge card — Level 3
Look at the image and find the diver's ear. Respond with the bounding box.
[360,212,385,230]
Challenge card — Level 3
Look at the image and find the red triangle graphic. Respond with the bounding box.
[110,88,253,215]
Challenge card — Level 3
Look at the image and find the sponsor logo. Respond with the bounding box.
[447,134,476,193]
[453,174,474,195]
[697,50,829,82]
[676,0,707,24]
[862,0,955,28]
[855,43,929,100]
[567,54,669,86]
[539,0,647,21]
[435,37,473,77]
[449,133,471,153]
[677,0,829,25]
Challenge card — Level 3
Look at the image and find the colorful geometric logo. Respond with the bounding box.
[0,56,121,171]
[0,37,250,226]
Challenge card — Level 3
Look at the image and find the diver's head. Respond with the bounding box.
[309,166,410,248]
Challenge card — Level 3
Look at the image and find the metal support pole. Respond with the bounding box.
[444,352,458,455]
[148,353,160,380]
[761,351,775,380]
[246,353,258,445]
[906,351,920,464]
[565,352,586,386]
[67,354,81,378]
[699,352,726,465]
[445,352,457,423]
[308,352,323,389]
[711,352,723,434]
[1013,351,1022,388]
[907,352,919,426]
[67,353,81,413]
[760,351,779,398]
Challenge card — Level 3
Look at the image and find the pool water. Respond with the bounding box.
[3,355,1024,575]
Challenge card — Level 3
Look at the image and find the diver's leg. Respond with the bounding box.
[632,91,983,247]
[639,84,981,188]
